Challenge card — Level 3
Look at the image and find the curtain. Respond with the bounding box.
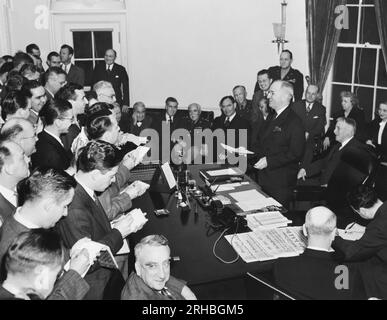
[375,0,387,73]
[305,0,347,92]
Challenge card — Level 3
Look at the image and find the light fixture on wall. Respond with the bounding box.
[272,0,289,54]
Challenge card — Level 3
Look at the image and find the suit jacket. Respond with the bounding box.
[274,249,363,300]
[66,64,85,87]
[28,110,39,127]
[367,117,387,162]
[0,217,89,300]
[305,138,369,185]
[268,66,304,101]
[212,113,251,149]
[333,201,387,264]
[31,130,73,171]
[326,107,367,142]
[121,272,186,300]
[254,106,305,188]
[122,115,153,136]
[57,183,124,300]
[45,88,54,102]
[0,286,21,300]
[61,123,81,153]
[92,63,129,106]
[0,193,16,223]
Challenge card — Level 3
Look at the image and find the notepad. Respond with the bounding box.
[206,168,240,177]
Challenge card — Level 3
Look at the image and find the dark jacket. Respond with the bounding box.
[268,66,304,101]
[57,183,124,300]
[31,130,73,171]
[0,193,16,223]
[274,249,363,300]
[92,63,129,106]
[67,64,85,87]
[367,117,387,162]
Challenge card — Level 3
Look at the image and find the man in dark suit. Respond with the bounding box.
[92,49,129,108]
[292,85,327,168]
[31,99,74,171]
[252,80,305,207]
[60,44,85,87]
[0,141,30,222]
[56,84,87,153]
[268,50,304,102]
[297,117,367,186]
[275,207,364,300]
[0,62,13,97]
[366,101,387,201]
[122,101,153,136]
[44,67,67,102]
[57,141,146,300]
[333,185,387,299]
[0,169,90,300]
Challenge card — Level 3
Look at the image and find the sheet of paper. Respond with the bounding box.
[230,189,268,203]
[161,162,177,189]
[135,146,151,161]
[211,182,250,192]
[220,143,254,155]
[246,211,292,231]
[225,227,307,263]
[116,240,130,255]
[338,229,365,241]
[206,168,239,177]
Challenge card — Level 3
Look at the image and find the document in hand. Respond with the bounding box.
[64,240,118,277]
[225,227,307,263]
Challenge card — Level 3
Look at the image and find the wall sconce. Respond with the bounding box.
[272,0,289,53]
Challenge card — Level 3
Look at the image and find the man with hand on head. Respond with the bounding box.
[122,235,197,300]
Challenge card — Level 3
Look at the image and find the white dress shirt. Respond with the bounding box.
[339,137,353,151]
[275,105,289,118]
[14,207,40,229]
[378,121,387,145]
[0,184,17,207]
[307,246,334,253]
[75,177,95,201]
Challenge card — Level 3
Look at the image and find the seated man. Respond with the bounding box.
[123,102,153,136]
[274,207,363,300]
[0,230,85,300]
[333,185,387,299]
[58,141,147,300]
[297,117,368,187]
[121,235,196,300]
[0,168,90,300]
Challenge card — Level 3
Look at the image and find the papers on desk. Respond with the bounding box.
[229,190,282,212]
[210,182,250,193]
[161,162,177,189]
[338,223,366,241]
[246,211,292,231]
[225,227,307,263]
[206,168,240,177]
[220,143,254,155]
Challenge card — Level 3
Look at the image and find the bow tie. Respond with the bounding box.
[137,122,142,127]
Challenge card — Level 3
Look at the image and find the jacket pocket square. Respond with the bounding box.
[115,75,120,78]
[313,116,320,119]
[273,126,282,133]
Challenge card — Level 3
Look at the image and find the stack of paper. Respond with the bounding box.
[246,211,292,231]
[225,227,307,263]
[229,190,282,212]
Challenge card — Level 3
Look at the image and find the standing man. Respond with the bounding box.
[268,50,304,102]
[46,52,61,69]
[44,67,68,101]
[60,44,85,87]
[253,80,305,207]
[292,85,327,169]
[22,80,47,133]
[92,49,129,109]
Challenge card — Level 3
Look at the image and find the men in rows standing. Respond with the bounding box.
[92,49,129,109]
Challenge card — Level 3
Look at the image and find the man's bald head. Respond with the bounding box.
[1,118,37,156]
[305,207,337,237]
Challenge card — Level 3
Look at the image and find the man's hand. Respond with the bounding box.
[254,157,268,170]
[181,286,197,300]
[69,249,90,276]
[366,140,376,148]
[323,137,330,151]
[122,105,131,114]
[113,211,147,238]
[305,132,309,141]
[297,168,307,181]
[123,181,150,200]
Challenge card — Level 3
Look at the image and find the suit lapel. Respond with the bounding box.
[0,193,16,218]
[76,185,111,233]
[41,131,71,161]
[262,107,291,141]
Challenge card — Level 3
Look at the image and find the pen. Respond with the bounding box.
[345,222,356,234]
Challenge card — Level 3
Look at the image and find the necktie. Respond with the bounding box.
[168,116,172,124]
[264,91,268,97]
[306,103,312,113]
[224,117,231,128]
[107,65,112,76]
[160,288,173,299]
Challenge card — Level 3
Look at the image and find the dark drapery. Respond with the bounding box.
[305,0,347,92]
[375,0,387,73]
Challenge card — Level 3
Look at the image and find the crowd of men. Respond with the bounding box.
[0,43,387,300]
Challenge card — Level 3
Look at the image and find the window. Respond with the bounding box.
[330,0,387,121]
[72,30,113,86]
